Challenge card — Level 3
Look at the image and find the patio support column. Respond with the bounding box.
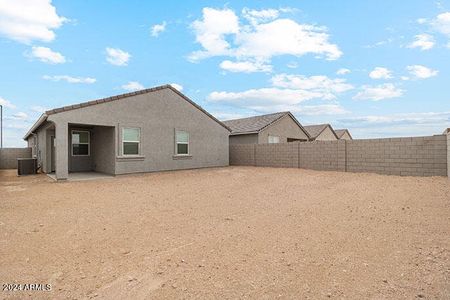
[55,121,69,180]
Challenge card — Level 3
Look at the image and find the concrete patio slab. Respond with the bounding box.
[47,172,114,181]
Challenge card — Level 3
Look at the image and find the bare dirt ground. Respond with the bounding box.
[1,167,449,299]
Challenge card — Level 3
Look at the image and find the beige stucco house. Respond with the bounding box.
[24,85,230,180]
[335,129,353,140]
[223,112,310,144]
[303,124,338,141]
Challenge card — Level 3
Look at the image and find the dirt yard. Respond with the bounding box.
[1,167,449,299]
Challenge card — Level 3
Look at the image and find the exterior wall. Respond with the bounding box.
[258,115,309,144]
[230,135,448,177]
[91,126,115,174]
[0,148,32,169]
[315,126,338,141]
[47,88,229,179]
[339,132,352,140]
[229,134,258,145]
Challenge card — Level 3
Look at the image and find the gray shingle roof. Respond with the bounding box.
[222,112,289,134]
[303,124,329,139]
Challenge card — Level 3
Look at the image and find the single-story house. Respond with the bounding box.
[303,124,338,141]
[222,112,310,145]
[24,85,231,180]
[335,129,353,140]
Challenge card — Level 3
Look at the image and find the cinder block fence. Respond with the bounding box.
[230,135,449,177]
[0,148,32,169]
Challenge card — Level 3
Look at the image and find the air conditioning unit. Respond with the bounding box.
[17,158,37,176]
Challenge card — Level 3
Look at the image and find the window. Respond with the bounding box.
[122,128,140,156]
[175,130,189,155]
[72,131,90,156]
[268,135,280,144]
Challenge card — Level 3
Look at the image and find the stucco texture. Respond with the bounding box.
[35,88,229,179]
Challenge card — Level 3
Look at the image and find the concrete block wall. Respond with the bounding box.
[229,134,449,177]
[0,148,32,169]
[447,133,450,178]
[256,143,298,168]
[346,136,447,176]
[298,140,345,172]
[229,144,255,166]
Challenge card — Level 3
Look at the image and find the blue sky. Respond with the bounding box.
[0,0,449,146]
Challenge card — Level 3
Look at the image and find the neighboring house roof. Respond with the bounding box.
[335,129,353,139]
[303,124,339,140]
[222,111,311,139]
[443,128,450,134]
[24,84,230,140]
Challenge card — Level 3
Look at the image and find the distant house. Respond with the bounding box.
[335,129,353,140]
[24,85,230,180]
[303,124,338,141]
[223,112,310,145]
[443,128,450,134]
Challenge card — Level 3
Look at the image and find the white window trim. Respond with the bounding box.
[71,130,90,157]
[122,127,141,156]
[268,135,280,144]
[175,130,190,156]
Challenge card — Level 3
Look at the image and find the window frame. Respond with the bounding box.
[268,135,280,144]
[71,130,90,157]
[122,127,141,156]
[175,130,190,156]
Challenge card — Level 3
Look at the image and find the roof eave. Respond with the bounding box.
[23,113,48,140]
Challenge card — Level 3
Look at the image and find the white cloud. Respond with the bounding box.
[106,47,131,66]
[208,73,352,114]
[353,83,403,101]
[212,111,250,121]
[121,81,144,92]
[369,67,393,79]
[189,8,240,61]
[337,111,450,138]
[406,65,438,79]
[220,60,272,73]
[11,111,28,121]
[336,68,351,75]
[417,18,427,24]
[407,34,435,50]
[189,7,342,72]
[151,21,166,37]
[43,75,96,84]
[242,8,279,25]
[170,83,183,91]
[287,61,298,68]
[29,46,66,64]
[31,106,47,113]
[0,97,16,109]
[0,0,66,43]
[431,12,450,36]
[271,74,353,99]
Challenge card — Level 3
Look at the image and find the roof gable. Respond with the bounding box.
[24,85,230,139]
[222,111,310,138]
[335,129,352,139]
[304,124,338,140]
